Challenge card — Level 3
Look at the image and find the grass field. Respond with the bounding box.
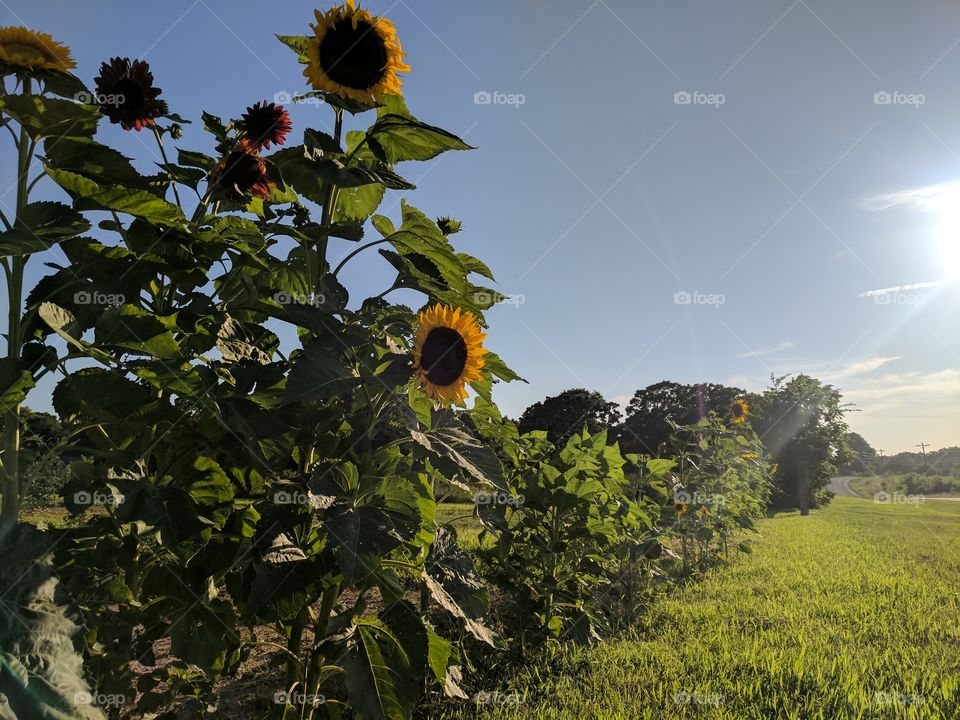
[440,496,960,719]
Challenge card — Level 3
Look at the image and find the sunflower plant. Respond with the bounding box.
[0,5,522,719]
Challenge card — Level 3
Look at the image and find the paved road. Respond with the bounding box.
[829,476,860,497]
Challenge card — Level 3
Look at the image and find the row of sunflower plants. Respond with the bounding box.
[0,6,523,719]
[665,401,772,575]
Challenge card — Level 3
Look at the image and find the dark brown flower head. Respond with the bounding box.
[236,101,292,150]
[208,148,274,203]
[94,57,164,131]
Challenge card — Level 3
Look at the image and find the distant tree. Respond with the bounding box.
[0,407,69,506]
[839,432,876,474]
[751,375,852,508]
[518,388,621,446]
[619,381,744,456]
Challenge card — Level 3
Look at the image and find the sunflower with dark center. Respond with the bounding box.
[94,57,165,131]
[304,0,410,105]
[731,398,749,424]
[208,148,274,203]
[0,27,74,74]
[413,304,486,404]
[236,101,292,150]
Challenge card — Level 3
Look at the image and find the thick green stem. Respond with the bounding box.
[1,78,32,526]
[152,126,183,209]
[314,108,344,290]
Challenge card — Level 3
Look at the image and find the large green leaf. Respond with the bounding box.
[0,525,106,720]
[423,526,495,645]
[45,168,185,227]
[0,202,89,256]
[284,339,353,404]
[368,113,473,163]
[43,136,157,190]
[340,602,428,720]
[0,94,98,138]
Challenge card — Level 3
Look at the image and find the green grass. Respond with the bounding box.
[436,501,484,550]
[440,497,960,719]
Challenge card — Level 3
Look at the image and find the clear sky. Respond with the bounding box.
[4,0,960,454]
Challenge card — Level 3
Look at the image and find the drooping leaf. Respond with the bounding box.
[0,93,98,138]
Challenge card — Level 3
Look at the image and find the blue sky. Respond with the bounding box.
[4,0,960,453]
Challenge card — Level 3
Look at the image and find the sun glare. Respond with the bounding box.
[935,184,960,279]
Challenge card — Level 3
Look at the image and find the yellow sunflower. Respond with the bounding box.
[304,0,410,105]
[731,398,749,424]
[413,304,486,404]
[0,27,74,74]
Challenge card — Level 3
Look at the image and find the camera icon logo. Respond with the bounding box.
[874,91,892,105]
[674,291,692,305]
[674,91,692,105]
[473,91,492,105]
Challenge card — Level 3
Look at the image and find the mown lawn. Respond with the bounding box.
[440,496,960,719]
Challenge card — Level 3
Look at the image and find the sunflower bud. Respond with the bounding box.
[437,217,462,236]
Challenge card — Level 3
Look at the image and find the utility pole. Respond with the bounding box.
[877,449,884,475]
[916,442,928,471]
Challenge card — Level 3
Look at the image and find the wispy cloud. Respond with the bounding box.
[826,356,902,381]
[735,341,794,359]
[858,281,945,297]
[860,181,960,212]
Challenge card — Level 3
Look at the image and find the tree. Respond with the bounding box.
[619,381,744,456]
[751,375,852,508]
[839,432,876,474]
[518,388,621,446]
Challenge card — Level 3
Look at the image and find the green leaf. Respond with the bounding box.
[334,183,385,223]
[177,148,216,170]
[0,201,89,255]
[341,602,427,720]
[276,34,311,64]
[0,358,35,406]
[0,93,98,138]
[423,526,495,645]
[43,136,156,190]
[45,168,185,227]
[284,339,353,404]
[368,113,473,163]
[201,111,228,141]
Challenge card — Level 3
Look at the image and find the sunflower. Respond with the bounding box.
[413,304,486,404]
[208,148,274,203]
[731,398,749,424]
[94,57,165,131]
[304,0,410,105]
[236,101,292,150]
[0,27,74,74]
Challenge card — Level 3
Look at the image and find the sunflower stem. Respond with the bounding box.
[152,126,183,210]
[315,107,344,290]
[1,77,32,527]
